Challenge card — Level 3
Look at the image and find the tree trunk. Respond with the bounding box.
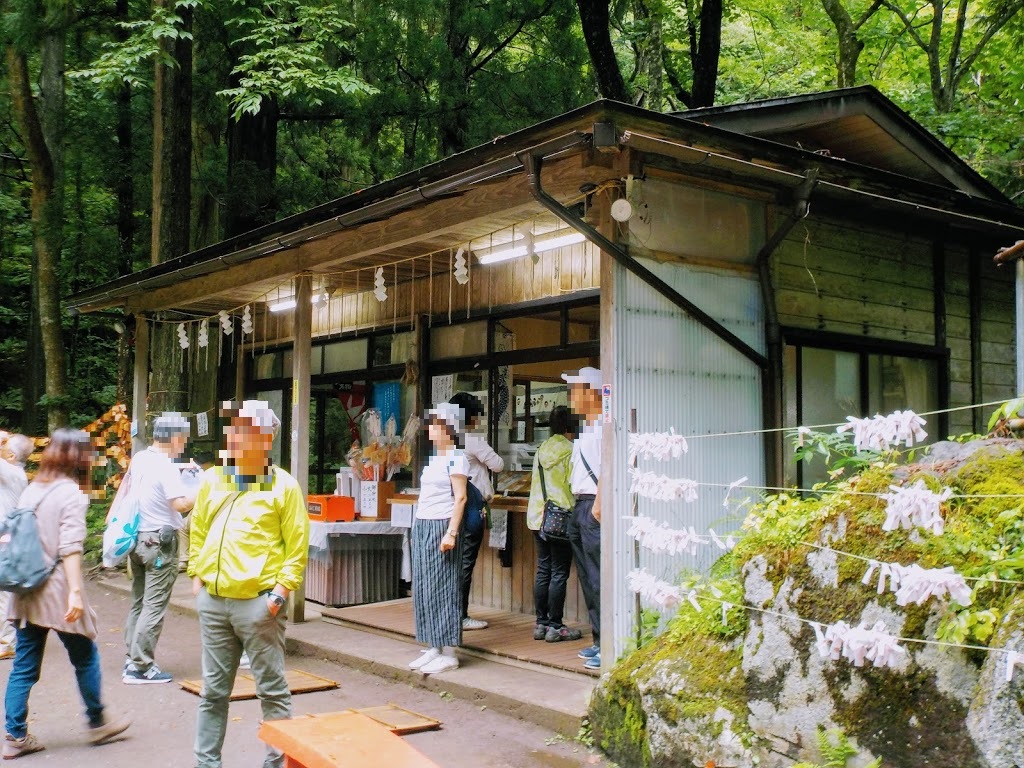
[224,91,279,237]
[7,42,68,431]
[632,0,664,110]
[576,0,630,102]
[150,0,193,265]
[689,0,722,107]
[150,0,194,417]
[438,0,472,156]
[820,0,865,87]
[115,0,135,276]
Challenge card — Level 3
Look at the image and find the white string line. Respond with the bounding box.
[800,541,1024,588]
[680,398,1015,440]
[694,479,1024,500]
[686,588,1013,656]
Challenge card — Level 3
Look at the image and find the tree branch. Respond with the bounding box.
[466,1,555,78]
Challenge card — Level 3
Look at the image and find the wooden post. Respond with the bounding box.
[132,314,149,453]
[596,191,615,670]
[289,276,312,623]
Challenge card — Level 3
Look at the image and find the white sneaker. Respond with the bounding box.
[408,648,441,670]
[420,654,459,675]
[462,617,488,630]
[239,653,251,669]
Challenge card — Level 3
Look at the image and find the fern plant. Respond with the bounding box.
[791,727,882,768]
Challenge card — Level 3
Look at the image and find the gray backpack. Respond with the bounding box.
[0,486,60,593]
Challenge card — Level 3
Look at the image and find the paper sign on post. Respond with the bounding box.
[602,384,612,424]
[196,411,209,437]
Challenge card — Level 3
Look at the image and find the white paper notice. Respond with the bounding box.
[431,375,453,407]
[196,411,209,437]
[488,508,508,549]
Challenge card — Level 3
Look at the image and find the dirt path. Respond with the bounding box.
[0,581,611,767]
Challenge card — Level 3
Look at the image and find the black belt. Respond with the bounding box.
[575,493,596,500]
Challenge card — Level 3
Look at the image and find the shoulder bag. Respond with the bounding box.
[538,464,571,542]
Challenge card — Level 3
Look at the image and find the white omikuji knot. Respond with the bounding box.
[373,267,387,302]
[628,468,698,503]
[836,409,927,452]
[176,322,189,349]
[628,430,689,463]
[197,319,209,348]
[626,515,735,556]
[881,479,953,536]
[1006,651,1024,682]
[862,560,972,607]
[218,310,233,335]
[453,247,469,285]
[626,568,689,610]
[813,620,906,669]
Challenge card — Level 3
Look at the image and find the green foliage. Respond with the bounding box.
[988,397,1024,432]
[790,428,886,487]
[218,1,376,118]
[791,726,882,768]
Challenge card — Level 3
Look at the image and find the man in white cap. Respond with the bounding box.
[0,433,33,660]
[562,366,603,671]
[123,413,195,684]
[190,400,309,768]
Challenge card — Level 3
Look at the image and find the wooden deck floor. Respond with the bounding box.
[320,599,598,677]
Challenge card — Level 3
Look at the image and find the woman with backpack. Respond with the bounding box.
[408,403,469,676]
[3,429,131,759]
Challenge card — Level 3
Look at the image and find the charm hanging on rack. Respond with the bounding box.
[241,305,254,335]
[219,310,233,335]
[177,322,190,349]
[198,319,209,348]
[453,246,469,285]
[373,267,387,302]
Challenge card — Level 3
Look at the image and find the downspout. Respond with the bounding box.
[755,169,818,487]
[519,151,767,369]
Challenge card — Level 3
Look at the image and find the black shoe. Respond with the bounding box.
[545,625,583,643]
[533,624,547,640]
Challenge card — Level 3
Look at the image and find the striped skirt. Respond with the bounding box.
[411,517,464,648]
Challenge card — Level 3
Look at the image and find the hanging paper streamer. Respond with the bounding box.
[198,319,209,348]
[628,429,689,462]
[628,468,699,503]
[177,322,190,349]
[241,305,253,335]
[219,310,233,335]
[626,515,736,557]
[373,267,387,302]
[836,409,927,452]
[880,479,952,535]
[812,620,906,669]
[861,561,972,606]
[453,246,469,285]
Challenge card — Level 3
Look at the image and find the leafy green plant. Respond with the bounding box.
[790,429,885,486]
[988,398,1024,433]
[792,727,882,768]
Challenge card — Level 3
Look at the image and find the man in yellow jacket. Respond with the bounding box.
[189,401,309,768]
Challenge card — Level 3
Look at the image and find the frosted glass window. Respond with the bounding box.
[323,339,368,373]
[431,321,487,359]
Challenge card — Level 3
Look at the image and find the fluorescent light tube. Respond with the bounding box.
[533,230,586,253]
[269,299,297,312]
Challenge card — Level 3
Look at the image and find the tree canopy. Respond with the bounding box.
[0,0,1021,431]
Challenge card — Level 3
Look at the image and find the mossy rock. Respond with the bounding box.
[591,439,1024,768]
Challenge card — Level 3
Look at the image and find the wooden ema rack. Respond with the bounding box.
[259,711,440,768]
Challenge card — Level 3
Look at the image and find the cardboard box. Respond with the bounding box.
[359,481,395,519]
[307,495,356,522]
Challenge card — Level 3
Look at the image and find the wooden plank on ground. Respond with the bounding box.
[259,711,441,768]
[352,704,443,735]
[179,669,339,700]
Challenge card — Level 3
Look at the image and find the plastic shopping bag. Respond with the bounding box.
[102,470,140,568]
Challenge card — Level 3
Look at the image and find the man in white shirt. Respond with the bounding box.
[0,433,32,660]
[449,392,504,630]
[563,367,603,670]
[123,413,195,684]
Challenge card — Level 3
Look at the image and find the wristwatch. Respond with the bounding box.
[445,529,458,538]
[267,593,287,609]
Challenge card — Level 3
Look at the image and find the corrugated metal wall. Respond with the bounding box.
[610,256,765,657]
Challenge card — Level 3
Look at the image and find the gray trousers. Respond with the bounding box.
[125,532,179,671]
[194,588,291,768]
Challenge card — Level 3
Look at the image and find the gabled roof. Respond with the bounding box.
[677,86,1006,202]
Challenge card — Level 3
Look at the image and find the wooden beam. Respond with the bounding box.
[132,314,149,452]
[288,275,311,623]
[125,155,618,314]
[596,191,614,672]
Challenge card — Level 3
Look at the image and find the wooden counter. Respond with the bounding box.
[387,493,587,624]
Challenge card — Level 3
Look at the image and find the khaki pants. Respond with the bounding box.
[125,533,179,671]
[194,588,290,768]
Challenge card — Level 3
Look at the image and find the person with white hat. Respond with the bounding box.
[189,401,309,768]
[122,412,195,685]
[562,367,604,671]
[408,402,469,676]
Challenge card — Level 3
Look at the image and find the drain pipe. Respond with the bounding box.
[756,169,819,486]
[519,151,767,369]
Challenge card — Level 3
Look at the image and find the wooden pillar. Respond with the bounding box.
[289,276,312,623]
[132,314,149,453]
